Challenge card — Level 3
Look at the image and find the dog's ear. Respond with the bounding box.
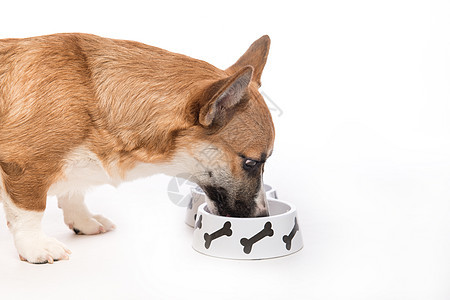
[197,66,253,127]
[226,35,270,87]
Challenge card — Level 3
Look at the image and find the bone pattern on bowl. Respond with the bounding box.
[204,221,232,249]
[240,222,274,254]
[282,217,299,250]
[200,219,296,255]
[194,215,203,230]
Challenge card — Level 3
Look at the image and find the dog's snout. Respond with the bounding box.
[202,184,270,218]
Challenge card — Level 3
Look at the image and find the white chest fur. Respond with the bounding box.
[47,147,191,197]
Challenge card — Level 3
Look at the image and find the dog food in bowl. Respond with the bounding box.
[192,199,303,260]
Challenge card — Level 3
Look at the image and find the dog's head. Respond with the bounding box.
[180,36,274,217]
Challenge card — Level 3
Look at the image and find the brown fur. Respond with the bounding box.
[0,33,274,212]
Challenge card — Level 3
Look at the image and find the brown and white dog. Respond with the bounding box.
[0,33,275,263]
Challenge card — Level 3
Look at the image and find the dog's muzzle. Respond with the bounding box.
[202,185,269,218]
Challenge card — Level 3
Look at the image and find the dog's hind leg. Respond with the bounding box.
[58,193,115,235]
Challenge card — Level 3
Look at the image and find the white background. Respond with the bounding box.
[0,1,449,299]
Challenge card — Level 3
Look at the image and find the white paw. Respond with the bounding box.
[15,233,71,264]
[66,214,116,235]
[92,214,116,231]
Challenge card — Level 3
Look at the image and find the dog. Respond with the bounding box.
[0,33,274,263]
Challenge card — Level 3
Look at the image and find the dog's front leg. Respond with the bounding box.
[3,196,71,264]
[58,193,115,235]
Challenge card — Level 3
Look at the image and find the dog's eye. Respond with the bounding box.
[243,159,258,170]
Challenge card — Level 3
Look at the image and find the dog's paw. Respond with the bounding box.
[67,214,116,235]
[92,214,116,231]
[15,234,71,264]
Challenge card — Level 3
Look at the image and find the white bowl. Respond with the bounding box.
[185,184,278,227]
[192,199,303,260]
[185,186,208,227]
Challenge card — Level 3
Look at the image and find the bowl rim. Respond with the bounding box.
[197,198,296,221]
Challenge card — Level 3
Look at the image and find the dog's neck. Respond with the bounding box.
[76,36,226,173]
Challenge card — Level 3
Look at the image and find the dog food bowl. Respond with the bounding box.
[185,186,208,227]
[185,184,278,227]
[192,199,303,260]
